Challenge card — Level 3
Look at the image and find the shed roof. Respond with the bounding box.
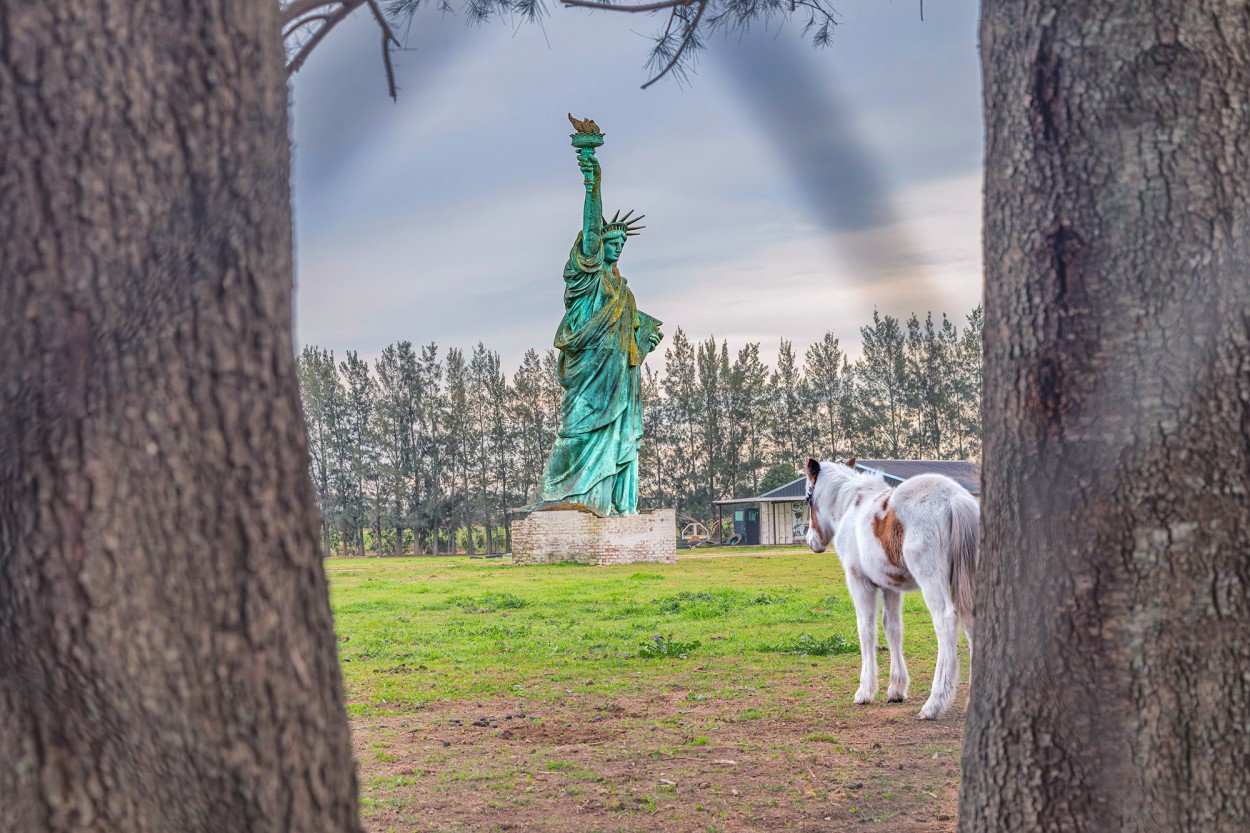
[712,476,807,506]
[854,459,982,496]
[712,459,981,506]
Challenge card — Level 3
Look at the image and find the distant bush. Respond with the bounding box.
[652,589,789,618]
[653,591,728,615]
[638,634,701,659]
[450,591,528,612]
[762,632,857,656]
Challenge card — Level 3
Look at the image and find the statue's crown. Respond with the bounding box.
[602,209,646,238]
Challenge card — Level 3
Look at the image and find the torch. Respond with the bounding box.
[568,113,604,174]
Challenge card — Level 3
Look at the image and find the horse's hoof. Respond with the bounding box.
[853,691,875,705]
[887,695,907,703]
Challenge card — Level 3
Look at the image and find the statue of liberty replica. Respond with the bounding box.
[533,116,663,517]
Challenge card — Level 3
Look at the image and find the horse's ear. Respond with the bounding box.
[806,458,821,481]
[845,456,857,469]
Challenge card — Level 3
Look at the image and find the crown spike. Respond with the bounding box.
[602,208,647,239]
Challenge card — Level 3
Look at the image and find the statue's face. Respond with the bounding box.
[604,235,626,263]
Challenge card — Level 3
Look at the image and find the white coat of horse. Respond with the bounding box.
[804,457,979,719]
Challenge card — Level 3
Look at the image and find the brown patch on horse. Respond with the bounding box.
[873,506,905,569]
[845,456,857,469]
[884,569,909,586]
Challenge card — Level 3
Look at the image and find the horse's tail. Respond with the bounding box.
[948,491,980,625]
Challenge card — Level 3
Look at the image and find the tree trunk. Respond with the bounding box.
[963,2,1250,830]
[0,3,361,831]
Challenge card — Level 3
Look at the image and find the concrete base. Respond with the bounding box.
[511,506,676,566]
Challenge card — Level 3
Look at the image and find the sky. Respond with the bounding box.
[289,0,984,373]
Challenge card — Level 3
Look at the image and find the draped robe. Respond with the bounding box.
[537,232,660,516]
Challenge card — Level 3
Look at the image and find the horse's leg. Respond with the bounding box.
[848,572,880,705]
[882,589,910,702]
[916,575,960,720]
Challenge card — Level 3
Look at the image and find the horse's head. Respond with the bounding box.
[804,456,857,553]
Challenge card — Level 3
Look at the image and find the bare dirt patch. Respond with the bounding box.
[353,680,965,832]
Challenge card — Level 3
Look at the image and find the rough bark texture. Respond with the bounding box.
[0,3,361,831]
[964,2,1250,830]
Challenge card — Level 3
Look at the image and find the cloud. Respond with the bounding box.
[715,33,898,234]
[641,170,983,372]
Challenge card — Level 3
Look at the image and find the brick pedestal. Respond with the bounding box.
[511,506,676,566]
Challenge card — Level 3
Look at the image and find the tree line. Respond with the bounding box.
[298,306,982,556]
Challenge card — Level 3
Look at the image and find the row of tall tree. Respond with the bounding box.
[298,307,982,555]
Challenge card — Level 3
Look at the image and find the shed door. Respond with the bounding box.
[744,508,759,545]
[732,508,762,545]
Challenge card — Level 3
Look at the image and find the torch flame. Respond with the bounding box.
[568,113,602,135]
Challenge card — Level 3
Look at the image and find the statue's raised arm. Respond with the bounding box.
[569,114,605,259]
[578,150,602,257]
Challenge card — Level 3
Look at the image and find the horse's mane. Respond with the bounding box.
[826,463,888,520]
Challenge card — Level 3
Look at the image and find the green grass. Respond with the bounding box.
[326,551,940,714]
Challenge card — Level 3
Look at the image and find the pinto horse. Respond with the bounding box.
[804,457,979,719]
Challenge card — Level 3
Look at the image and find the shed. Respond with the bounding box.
[712,477,810,546]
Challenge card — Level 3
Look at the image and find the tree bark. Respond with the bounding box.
[964,2,1250,830]
[0,3,361,831]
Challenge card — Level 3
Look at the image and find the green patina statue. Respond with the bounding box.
[533,116,663,516]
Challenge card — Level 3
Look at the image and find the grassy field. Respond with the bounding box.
[328,552,966,832]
